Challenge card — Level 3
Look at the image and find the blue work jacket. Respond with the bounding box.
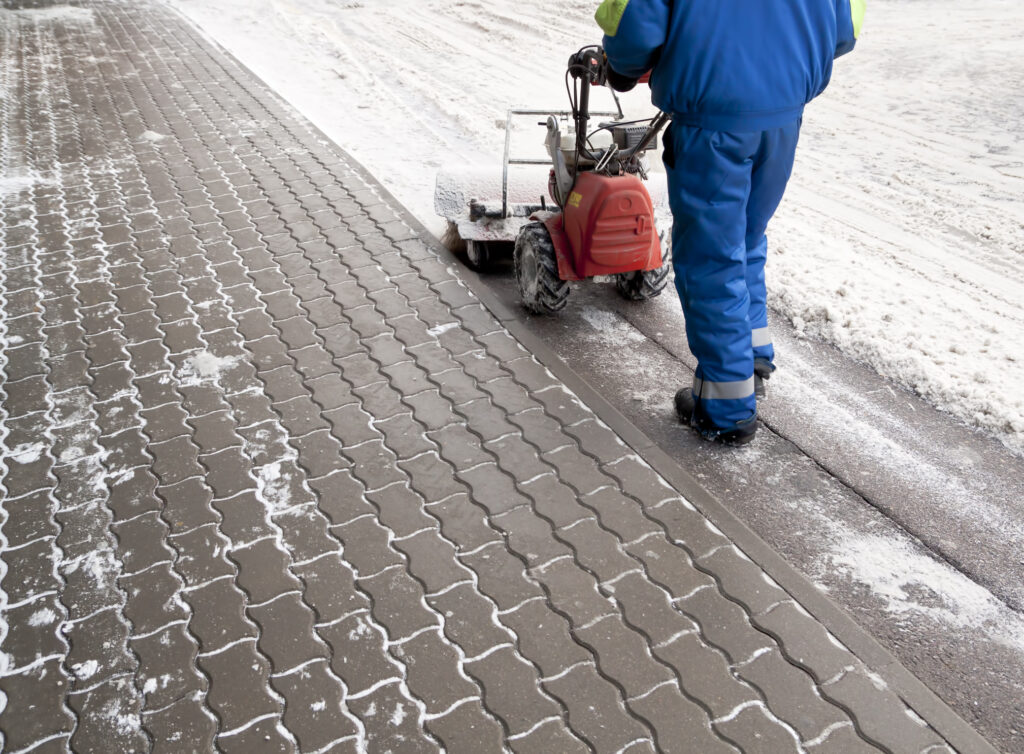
[597,0,865,131]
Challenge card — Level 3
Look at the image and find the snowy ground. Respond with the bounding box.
[167,0,1024,456]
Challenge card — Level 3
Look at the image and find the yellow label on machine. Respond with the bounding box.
[568,191,583,208]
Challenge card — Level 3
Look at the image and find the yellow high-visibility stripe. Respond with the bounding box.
[851,0,866,38]
[595,0,630,37]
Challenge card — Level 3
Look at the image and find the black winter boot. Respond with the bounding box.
[754,358,775,398]
[674,388,757,446]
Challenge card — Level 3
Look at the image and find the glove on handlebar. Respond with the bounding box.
[606,66,639,92]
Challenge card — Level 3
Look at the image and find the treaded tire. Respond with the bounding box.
[514,222,569,314]
[615,231,671,301]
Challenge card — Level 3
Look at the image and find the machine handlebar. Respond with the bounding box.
[567,48,607,85]
[569,46,651,91]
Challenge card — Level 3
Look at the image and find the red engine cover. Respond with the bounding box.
[557,171,662,279]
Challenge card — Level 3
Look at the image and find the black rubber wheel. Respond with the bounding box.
[465,239,492,271]
[615,230,671,300]
[514,222,569,314]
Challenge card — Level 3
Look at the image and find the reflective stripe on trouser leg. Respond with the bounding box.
[751,326,773,364]
[664,123,758,429]
[745,121,801,365]
[746,235,774,364]
[693,376,756,401]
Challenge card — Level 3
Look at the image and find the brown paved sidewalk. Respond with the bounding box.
[0,1,995,752]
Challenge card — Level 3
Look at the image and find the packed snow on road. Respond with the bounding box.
[168,0,1024,456]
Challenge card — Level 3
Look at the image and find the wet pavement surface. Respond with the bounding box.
[0,1,999,752]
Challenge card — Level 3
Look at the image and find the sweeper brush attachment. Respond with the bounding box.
[435,165,551,270]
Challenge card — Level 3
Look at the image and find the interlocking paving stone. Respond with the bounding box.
[247,592,327,673]
[360,567,441,639]
[558,515,645,582]
[273,506,340,563]
[319,615,403,698]
[575,614,677,701]
[542,662,656,752]
[198,640,280,734]
[66,675,150,754]
[680,583,780,666]
[825,669,947,751]
[272,660,360,752]
[399,628,480,715]
[184,577,258,654]
[735,648,851,744]
[468,647,567,737]
[655,632,761,720]
[424,697,507,753]
[219,717,293,753]
[499,598,591,679]
[507,719,590,754]
[399,528,472,593]
[144,694,218,754]
[427,583,513,658]
[628,683,735,754]
[715,704,803,753]
[0,2,982,752]
[610,570,704,649]
[130,623,207,711]
[346,682,437,753]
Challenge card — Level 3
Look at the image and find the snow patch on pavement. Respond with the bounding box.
[255,461,294,511]
[178,350,238,386]
[579,306,648,345]
[390,702,407,727]
[426,322,459,338]
[821,523,1024,656]
[3,443,47,465]
[2,6,96,25]
[71,659,100,681]
[27,608,59,628]
[62,548,120,593]
[0,173,56,197]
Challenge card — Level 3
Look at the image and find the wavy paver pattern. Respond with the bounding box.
[0,1,971,752]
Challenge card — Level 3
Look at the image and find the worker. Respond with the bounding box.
[597,0,864,444]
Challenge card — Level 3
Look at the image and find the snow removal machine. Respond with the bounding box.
[435,46,672,314]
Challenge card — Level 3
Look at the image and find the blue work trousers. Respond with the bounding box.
[663,120,801,431]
